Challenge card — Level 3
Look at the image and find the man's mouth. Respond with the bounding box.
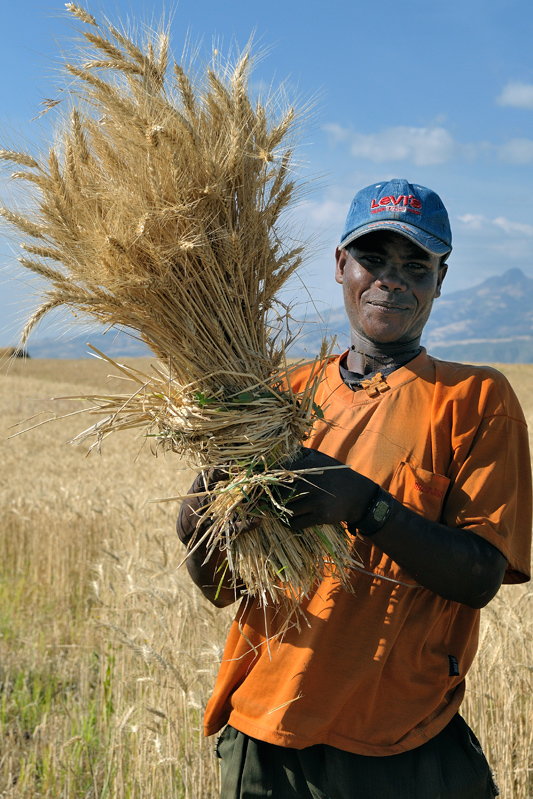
[368,301,409,311]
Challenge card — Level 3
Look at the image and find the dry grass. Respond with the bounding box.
[0,5,353,621]
[459,363,533,798]
[0,357,230,796]
[0,357,532,797]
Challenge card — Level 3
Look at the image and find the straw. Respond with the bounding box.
[0,5,358,625]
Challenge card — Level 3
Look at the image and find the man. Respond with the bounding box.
[177,179,532,799]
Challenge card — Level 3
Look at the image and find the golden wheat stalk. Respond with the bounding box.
[1,5,356,623]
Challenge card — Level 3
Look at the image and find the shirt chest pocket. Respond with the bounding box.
[388,462,450,523]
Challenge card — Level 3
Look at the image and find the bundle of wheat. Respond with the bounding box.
[1,4,357,622]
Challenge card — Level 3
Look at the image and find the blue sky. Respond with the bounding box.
[1,0,533,345]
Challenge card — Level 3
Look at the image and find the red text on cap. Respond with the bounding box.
[371,195,422,210]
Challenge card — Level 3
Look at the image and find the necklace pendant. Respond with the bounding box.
[361,372,391,398]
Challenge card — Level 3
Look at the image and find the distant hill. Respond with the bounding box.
[422,267,533,362]
[22,268,533,363]
[24,329,151,359]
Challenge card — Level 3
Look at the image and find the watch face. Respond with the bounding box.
[373,499,390,523]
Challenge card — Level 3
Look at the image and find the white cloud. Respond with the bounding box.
[457,214,533,237]
[490,239,533,260]
[498,137,533,164]
[323,123,351,145]
[457,214,487,231]
[325,121,533,169]
[496,82,533,109]
[301,198,347,226]
[324,124,460,166]
[493,217,533,236]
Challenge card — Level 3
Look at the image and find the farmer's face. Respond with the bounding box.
[335,231,447,346]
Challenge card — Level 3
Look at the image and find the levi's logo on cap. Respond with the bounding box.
[370,194,422,216]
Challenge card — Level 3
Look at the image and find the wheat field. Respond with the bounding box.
[1,355,532,798]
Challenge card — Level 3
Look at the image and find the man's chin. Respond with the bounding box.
[365,330,411,347]
[354,330,424,353]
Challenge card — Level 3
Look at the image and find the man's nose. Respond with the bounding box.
[375,264,407,291]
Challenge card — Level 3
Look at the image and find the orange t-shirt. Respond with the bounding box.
[203,350,532,756]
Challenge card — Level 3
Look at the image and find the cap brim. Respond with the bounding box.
[340,220,452,257]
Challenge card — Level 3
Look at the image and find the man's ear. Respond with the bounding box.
[434,263,448,299]
[335,247,348,285]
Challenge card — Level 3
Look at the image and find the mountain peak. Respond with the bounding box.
[501,267,526,283]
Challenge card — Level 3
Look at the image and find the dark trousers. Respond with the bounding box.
[216,715,499,799]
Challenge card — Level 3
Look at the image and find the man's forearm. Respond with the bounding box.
[184,539,244,608]
[176,477,244,608]
[356,498,507,608]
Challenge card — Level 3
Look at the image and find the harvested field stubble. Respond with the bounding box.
[1,358,532,797]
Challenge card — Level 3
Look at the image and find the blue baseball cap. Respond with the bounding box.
[339,179,452,256]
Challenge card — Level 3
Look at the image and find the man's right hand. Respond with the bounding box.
[176,472,213,547]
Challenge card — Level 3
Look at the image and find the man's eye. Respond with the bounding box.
[407,262,427,271]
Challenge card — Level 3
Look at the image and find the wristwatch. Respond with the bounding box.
[356,486,393,536]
